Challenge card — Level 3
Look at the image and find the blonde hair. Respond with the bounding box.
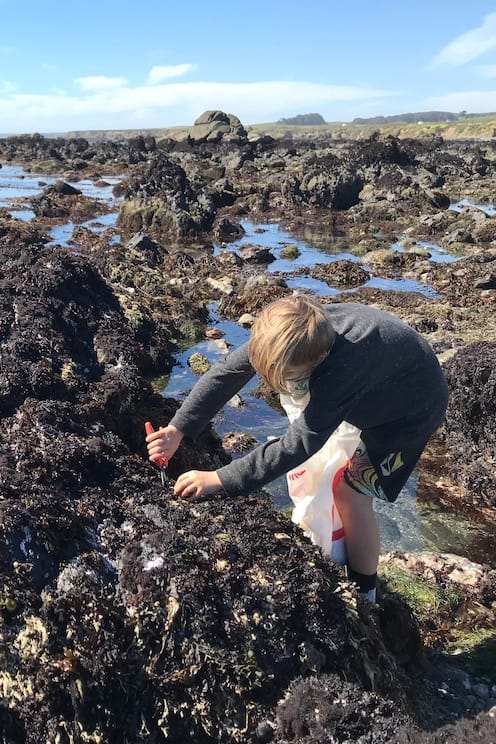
[248,294,335,393]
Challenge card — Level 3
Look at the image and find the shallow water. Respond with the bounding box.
[0,164,56,203]
[393,238,462,264]
[218,220,448,298]
[48,211,119,246]
[450,198,496,217]
[0,164,122,246]
[219,220,360,273]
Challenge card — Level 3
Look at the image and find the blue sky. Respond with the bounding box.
[1,0,496,133]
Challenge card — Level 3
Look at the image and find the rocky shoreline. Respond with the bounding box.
[0,113,495,742]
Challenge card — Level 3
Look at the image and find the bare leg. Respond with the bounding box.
[334,476,380,575]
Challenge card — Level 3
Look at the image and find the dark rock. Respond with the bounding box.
[274,673,415,743]
[125,232,168,265]
[211,178,237,208]
[117,152,218,239]
[474,272,496,289]
[215,249,244,268]
[222,431,258,453]
[310,259,370,288]
[445,228,474,245]
[239,244,276,263]
[45,179,82,196]
[215,217,245,242]
[299,169,364,210]
[354,133,418,168]
[443,342,496,509]
[426,189,451,209]
[217,276,289,318]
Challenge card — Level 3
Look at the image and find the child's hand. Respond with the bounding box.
[146,424,183,465]
[174,470,222,501]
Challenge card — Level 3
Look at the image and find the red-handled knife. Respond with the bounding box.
[145,421,168,486]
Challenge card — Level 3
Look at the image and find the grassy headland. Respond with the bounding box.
[65,113,496,142]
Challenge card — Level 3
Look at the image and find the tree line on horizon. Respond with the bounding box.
[278,110,495,126]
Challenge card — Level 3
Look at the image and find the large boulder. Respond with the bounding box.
[180,110,248,143]
[117,152,217,239]
[297,169,364,210]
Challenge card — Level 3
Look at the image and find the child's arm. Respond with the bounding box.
[146,343,255,474]
[168,343,255,439]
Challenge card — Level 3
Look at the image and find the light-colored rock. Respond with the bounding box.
[206,276,235,295]
[238,313,256,328]
[226,394,243,408]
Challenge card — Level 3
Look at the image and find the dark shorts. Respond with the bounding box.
[342,438,430,503]
[342,373,449,503]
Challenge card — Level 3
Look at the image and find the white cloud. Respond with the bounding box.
[477,64,496,78]
[147,64,196,84]
[74,76,128,91]
[429,12,496,68]
[424,89,496,112]
[0,81,16,92]
[0,79,395,133]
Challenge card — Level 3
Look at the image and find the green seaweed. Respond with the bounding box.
[447,628,496,680]
[378,565,461,620]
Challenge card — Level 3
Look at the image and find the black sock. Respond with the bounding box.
[346,568,377,593]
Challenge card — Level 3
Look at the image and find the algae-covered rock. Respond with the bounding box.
[187,351,212,375]
[299,169,364,210]
[117,153,217,240]
[379,552,496,682]
[279,244,301,259]
[443,342,496,510]
[0,203,423,743]
[222,431,258,454]
[310,259,370,288]
[217,277,289,318]
[274,673,415,743]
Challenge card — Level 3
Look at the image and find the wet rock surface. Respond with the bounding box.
[0,121,495,741]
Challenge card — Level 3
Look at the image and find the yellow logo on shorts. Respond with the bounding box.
[380,452,404,477]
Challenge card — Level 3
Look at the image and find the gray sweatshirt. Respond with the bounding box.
[170,303,448,497]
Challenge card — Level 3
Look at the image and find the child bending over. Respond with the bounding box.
[146,295,448,602]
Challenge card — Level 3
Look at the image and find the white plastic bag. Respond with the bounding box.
[280,392,361,563]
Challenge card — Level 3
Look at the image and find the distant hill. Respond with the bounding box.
[277,113,326,125]
[352,111,469,125]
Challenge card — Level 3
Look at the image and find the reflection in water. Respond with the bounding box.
[214,221,361,275]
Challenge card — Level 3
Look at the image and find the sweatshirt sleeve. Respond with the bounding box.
[169,343,255,440]
[217,372,355,497]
